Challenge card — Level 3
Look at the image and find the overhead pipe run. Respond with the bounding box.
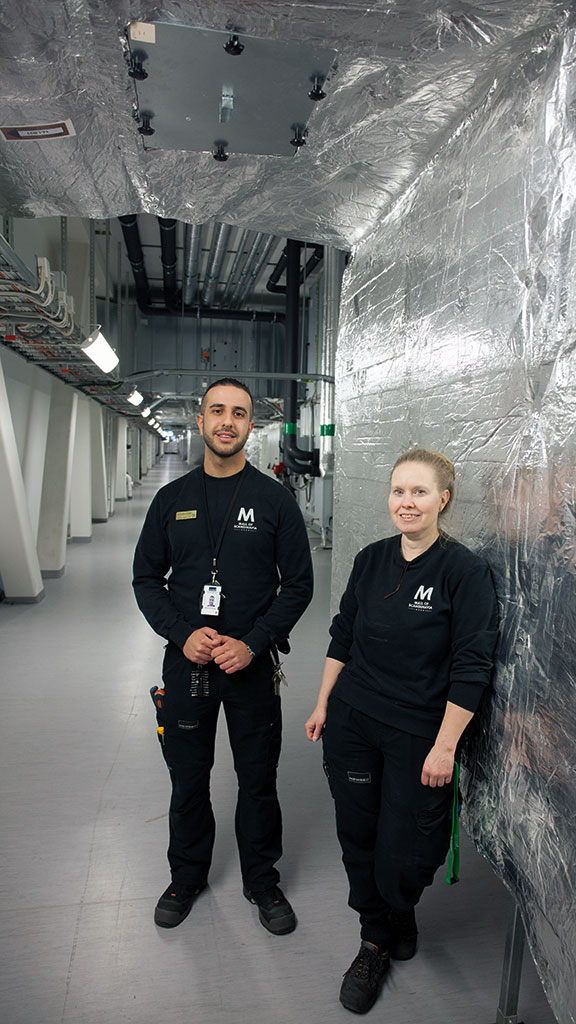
[228,232,265,308]
[119,215,280,321]
[267,244,324,294]
[283,238,320,477]
[230,234,275,309]
[182,223,203,306]
[118,214,152,311]
[202,223,232,306]
[158,217,179,312]
[220,228,253,306]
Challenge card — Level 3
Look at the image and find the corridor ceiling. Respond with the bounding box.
[0,1,572,425]
[0,1,570,247]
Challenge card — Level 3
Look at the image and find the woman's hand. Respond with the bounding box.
[305,706,327,742]
[421,744,454,787]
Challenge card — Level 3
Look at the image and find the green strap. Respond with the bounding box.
[320,423,335,436]
[445,761,460,885]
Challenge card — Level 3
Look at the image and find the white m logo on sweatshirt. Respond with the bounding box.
[237,507,255,523]
[414,585,434,602]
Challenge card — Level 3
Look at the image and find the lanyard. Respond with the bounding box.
[200,466,246,582]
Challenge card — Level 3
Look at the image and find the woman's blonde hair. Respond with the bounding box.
[392,448,455,515]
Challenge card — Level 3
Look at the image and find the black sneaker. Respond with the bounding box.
[389,908,418,960]
[243,885,296,935]
[154,882,205,928]
[339,941,390,1014]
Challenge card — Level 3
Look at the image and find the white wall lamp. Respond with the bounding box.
[81,327,119,373]
[127,388,144,406]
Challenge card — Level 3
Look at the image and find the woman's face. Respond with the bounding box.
[388,461,450,542]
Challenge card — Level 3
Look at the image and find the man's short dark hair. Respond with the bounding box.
[200,377,254,417]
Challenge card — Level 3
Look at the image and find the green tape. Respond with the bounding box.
[445,761,460,885]
[320,424,335,436]
[283,423,297,435]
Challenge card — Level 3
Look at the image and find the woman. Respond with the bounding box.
[306,448,498,1015]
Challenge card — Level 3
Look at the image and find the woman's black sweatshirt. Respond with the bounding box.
[327,534,498,739]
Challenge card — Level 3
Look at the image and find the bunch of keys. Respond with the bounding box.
[272,661,288,696]
[190,663,210,697]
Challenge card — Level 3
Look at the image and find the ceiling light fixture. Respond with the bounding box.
[127,388,144,406]
[81,327,119,373]
[141,406,151,418]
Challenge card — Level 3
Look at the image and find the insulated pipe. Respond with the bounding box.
[202,223,232,306]
[267,244,324,294]
[230,234,275,309]
[158,217,179,312]
[220,229,253,306]
[135,305,284,322]
[283,238,320,477]
[228,232,265,307]
[319,248,345,477]
[118,215,152,311]
[182,224,203,306]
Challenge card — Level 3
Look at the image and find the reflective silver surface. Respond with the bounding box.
[332,23,575,1024]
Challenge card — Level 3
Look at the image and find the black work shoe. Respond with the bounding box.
[154,882,205,928]
[339,941,390,1014]
[389,908,418,960]
[243,885,296,935]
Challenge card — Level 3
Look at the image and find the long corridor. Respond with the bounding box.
[0,456,554,1024]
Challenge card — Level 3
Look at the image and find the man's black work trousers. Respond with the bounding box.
[322,696,454,949]
[158,643,283,893]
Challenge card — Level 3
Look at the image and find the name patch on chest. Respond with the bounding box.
[408,584,434,612]
[175,510,197,520]
[234,506,257,531]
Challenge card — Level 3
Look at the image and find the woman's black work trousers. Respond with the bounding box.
[322,696,454,949]
[157,643,283,893]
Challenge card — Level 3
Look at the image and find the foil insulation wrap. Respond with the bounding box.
[0,1,570,248]
[332,25,576,1024]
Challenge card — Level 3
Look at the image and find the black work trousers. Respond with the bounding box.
[322,696,454,949]
[158,643,283,892]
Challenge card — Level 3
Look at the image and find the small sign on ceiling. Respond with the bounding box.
[0,120,76,142]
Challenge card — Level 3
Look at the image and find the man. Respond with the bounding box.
[133,378,313,935]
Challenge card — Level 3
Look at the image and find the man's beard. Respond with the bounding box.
[203,430,248,459]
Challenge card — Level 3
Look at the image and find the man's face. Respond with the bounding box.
[197,385,254,459]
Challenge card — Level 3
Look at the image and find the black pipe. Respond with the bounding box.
[137,304,285,323]
[283,238,320,477]
[158,217,179,312]
[267,244,324,294]
[118,215,152,310]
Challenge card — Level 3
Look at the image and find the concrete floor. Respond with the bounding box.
[0,455,556,1024]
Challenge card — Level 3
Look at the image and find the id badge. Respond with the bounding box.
[201,584,221,616]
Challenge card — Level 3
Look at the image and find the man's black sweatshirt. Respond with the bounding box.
[133,464,313,656]
[328,534,498,739]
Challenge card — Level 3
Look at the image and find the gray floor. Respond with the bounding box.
[0,456,556,1024]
